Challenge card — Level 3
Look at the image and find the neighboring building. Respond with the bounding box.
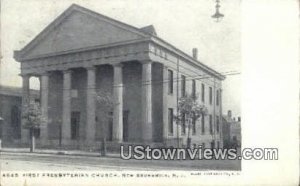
[0,86,39,145]
[13,4,225,150]
[222,110,241,148]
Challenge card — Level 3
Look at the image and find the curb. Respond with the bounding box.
[0,148,120,158]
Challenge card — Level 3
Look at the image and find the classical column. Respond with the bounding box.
[86,66,96,142]
[62,70,72,144]
[112,63,123,142]
[40,72,49,143]
[21,74,30,143]
[141,61,153,142]
[162,66,169,141]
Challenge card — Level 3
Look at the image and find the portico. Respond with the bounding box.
[19,59,158,146]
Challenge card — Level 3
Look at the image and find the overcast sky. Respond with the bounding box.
[1,0,241,116]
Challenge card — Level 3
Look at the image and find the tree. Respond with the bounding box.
[174,94,207,148]
[22,101,46,152]
[96,90,114,156]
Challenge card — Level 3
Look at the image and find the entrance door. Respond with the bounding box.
[123,110,129,142]
[71,112,80,140]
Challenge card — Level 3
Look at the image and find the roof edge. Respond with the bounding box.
[150,37,225,80]
[15,4,151,60]
[14,4,225,80]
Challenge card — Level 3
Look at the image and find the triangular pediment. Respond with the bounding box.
[20,4,148,59]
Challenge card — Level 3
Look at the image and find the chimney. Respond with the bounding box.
[192,48,198,60]
[228,110,232,118]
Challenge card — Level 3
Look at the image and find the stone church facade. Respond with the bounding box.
[14,4,225,149]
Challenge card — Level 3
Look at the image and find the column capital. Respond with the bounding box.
[112,63,123,67]
[140,60,153,65]
[163,65,169,69]
[62,69,72,74]
[19,73,31,78]
[85,66,96,71]
[36,71,50,77]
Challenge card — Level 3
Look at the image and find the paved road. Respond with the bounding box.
[0,152,241,171]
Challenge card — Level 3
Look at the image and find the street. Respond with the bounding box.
[0,152,241,171]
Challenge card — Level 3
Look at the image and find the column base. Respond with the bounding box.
[61,139,73,146]
[142,138,154,145]
[112,138,123,143]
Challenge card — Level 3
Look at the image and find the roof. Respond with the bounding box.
[222,115,241,125]
[140,25,157,36]
[0,85,39,97]
[14,4,225,80]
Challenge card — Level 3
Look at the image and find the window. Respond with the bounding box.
[168,70,173,94]
[168,108,174,135]
[216,116,220,133]
[209,115,213,134]
[216,90,219,106]
[181,75,186,97]
[192,115,196,135]
[202,142,205,149]
[201,114,205,134]
[233,136,237,141]
[192,80,196,99]
[209,87,213,105]
[154,47,157,55]
[181,114,186,135]
[211,140,215,149]
[201,83,205,102]
[217,141,220,149]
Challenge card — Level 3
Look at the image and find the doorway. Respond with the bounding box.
[71,112,80,140]
[123,110,129,142]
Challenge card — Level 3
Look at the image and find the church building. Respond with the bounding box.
[14,4,225,150]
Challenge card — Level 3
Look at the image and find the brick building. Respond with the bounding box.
[0,86,39,145]
[14,4,225,149]
[222,110,241,148]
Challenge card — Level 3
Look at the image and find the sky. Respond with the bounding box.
[1,0,241,116]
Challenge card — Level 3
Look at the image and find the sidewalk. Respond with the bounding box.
[0,147,120,158]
